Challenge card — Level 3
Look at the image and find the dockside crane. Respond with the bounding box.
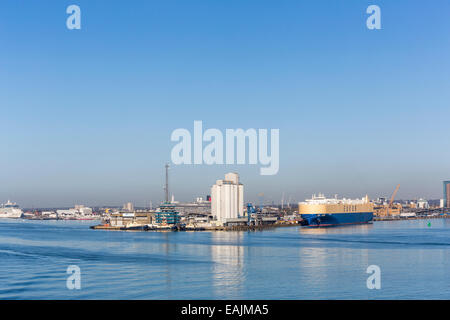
[386,184,400,216]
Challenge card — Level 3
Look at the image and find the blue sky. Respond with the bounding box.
[1,0,450,207]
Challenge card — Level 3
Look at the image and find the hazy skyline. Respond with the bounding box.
[1,0,450,207]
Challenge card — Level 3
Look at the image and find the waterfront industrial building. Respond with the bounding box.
[155,203,180,225]
[107,211,153,228]
[56,205,94,219]
[211,173,244,225]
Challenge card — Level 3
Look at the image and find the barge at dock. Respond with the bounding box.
[299,194,374,227]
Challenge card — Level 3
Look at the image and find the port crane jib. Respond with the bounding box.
[386,184,400,216]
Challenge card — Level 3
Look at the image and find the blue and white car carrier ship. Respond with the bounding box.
[299,194,374,227]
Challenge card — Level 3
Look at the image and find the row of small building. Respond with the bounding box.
[28,205,95,220]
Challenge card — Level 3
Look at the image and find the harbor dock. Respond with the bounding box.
[90,221,300,232]
[90,224,123,231]
[374,214,450,221]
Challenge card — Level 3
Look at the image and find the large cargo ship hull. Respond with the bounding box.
[301,212,373,227]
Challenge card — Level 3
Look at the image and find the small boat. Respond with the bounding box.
[154,224,178,231]
[121,222,149,231]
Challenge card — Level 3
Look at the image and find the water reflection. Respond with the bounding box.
[297,225,373,298]
[210,232,245,298]
[299,224,373,235]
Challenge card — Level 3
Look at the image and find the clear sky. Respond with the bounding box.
[1,0,450,207]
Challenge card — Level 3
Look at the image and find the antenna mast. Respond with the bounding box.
[164,163,169,203]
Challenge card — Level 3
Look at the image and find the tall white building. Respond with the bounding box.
[417,199,429,209]
[123,202,134,212]
[211,173,244,223]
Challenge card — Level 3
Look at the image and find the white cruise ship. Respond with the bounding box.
[0,200,24,218]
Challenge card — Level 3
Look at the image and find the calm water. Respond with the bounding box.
[1,218,450,299]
